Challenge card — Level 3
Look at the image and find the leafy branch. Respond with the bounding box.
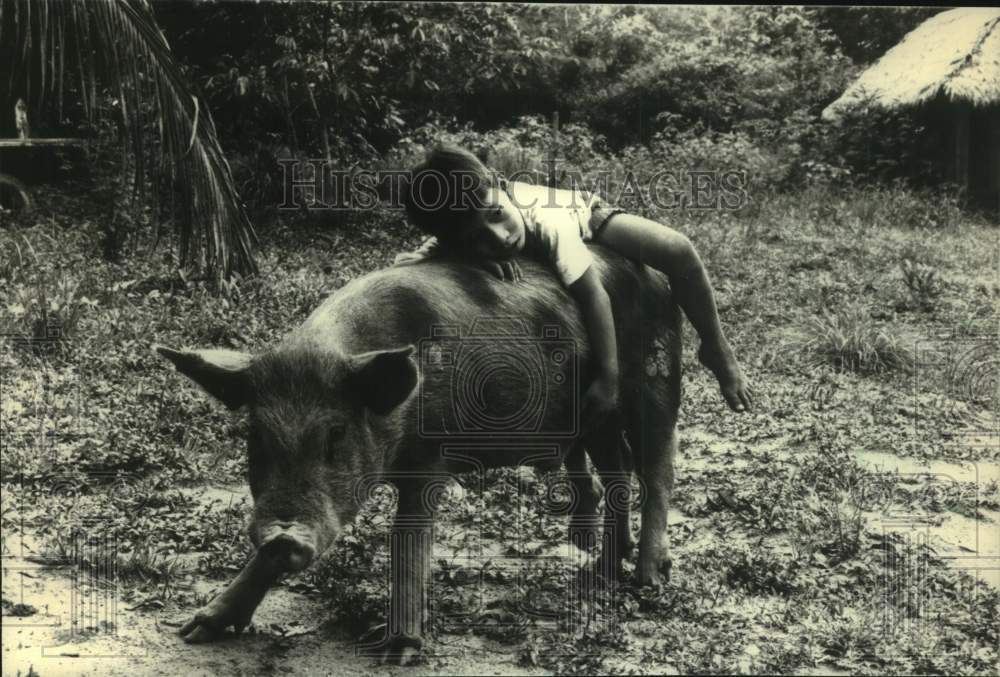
[1,0,258,283]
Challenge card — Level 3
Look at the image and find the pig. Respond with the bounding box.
[155,244,681,663]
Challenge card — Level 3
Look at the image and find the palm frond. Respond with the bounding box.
[1,0,258,282]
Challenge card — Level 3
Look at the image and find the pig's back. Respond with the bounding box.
[287,245,674,371]
[292,258,585,355]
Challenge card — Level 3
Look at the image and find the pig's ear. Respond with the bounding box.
[154,345,254,410]
[347,345,418,415]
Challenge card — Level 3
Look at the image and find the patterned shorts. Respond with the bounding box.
[582,192,627,240]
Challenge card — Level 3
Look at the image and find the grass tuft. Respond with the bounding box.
[784,304,915,375]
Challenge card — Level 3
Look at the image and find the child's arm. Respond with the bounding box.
[526,206,620,423]
[568,267,620,423]
[393,236,442,266]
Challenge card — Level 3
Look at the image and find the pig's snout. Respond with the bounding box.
[258,523,319,573]
[264,534,314,572]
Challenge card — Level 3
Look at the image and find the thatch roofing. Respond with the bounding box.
[823,8,1000,120]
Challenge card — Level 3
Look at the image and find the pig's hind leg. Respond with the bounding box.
[564,444,604,558]
[627,379,677,588]
[584,422,634,582]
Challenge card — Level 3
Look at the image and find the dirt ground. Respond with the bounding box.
[3,425,996,677]
[2,187,997,675]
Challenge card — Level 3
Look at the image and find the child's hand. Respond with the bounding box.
[393,252,423,266]
[481,260,522,282]
[580,376,620,434]
[697,342,754,412]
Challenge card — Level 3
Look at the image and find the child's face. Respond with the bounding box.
[460,185,526,261]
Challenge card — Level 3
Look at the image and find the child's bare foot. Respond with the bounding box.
[698,342,753,412]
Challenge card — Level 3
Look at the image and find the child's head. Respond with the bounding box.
[404,145,525,260]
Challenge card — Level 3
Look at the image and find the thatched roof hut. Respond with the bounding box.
[823,8,1000,210]
[824,8,1000,116]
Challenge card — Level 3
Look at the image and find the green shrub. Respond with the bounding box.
[826,98,950,187]
[618,125,787,203]
[785,304,915,374]
[899,258,943,311]
[724,546,805,597]
[6,272,96,352]
[870,182,964,230]
[386,115,613,194]
[311,485,394,634]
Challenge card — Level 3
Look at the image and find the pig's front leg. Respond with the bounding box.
[362,477,439,665]
[179,550,283,643]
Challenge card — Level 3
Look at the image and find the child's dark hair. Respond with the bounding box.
[403,145,497,241]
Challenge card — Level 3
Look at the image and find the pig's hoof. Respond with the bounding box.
[380,643,422,666]
[635,557,672,590]
[178,607,250,643]
[362,629,424,665]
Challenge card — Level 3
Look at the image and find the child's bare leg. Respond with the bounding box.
[595,213,753,412]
